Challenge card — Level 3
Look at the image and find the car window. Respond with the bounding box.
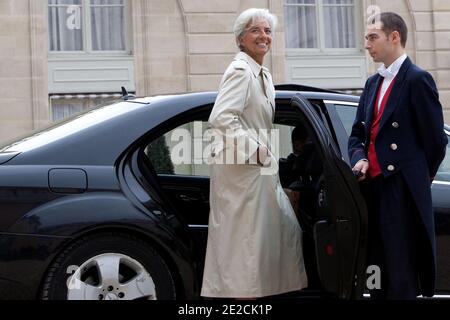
[436,137,450,182]
[274,124,294,159]
[145,122,297,177]
[145,121,211,177]
[334,104,357,136]
[0,101,138,153]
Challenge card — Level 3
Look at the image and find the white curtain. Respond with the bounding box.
[285,0,317,48]
[284,0,355,49]
[90,0,125,51]
[48,0,126,52]
[323,0,355,48]
[51,95,118,121]
[51,99,85,121]
[48,0,83,51]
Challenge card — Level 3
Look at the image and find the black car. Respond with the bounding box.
[0,87,448,300]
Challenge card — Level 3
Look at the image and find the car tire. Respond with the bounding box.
[41,232,176,300]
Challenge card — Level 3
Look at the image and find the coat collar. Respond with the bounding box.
[378,57,412,131]
[365,57,412,133]
[377,53,408,80]
[234,51,268,77]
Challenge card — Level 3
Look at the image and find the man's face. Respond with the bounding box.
[364,24,394,64]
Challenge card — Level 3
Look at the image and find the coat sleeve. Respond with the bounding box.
[411,71,448,177]
[208,61,261,164]
[348,78,370,167]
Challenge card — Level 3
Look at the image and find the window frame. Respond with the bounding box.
[284,0,364,56]
[48,0,132,57]
[435,130,450,184]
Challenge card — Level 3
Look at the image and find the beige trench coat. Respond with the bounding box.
[201,52,308,298]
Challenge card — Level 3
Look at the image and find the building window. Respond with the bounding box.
[284,0,357,50]
[48,0,128,53]
[49,93,124,121]
[47,0,135,102]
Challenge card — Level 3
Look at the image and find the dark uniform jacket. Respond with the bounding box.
[348,57,448,296]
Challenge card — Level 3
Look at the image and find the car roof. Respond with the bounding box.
[276,90,359,103]
[0,90,360,165]
[131,90,360,104]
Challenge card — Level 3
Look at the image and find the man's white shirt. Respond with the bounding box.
[376,53,408,111]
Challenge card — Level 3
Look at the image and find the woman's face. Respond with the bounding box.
[239,18,272,65]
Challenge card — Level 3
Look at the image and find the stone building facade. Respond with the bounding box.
[0,0,449,143]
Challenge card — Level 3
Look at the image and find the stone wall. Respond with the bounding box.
[132,0,188,96]
[0,0,448,145]
[0,0,49,143]
[132,0,286,95]
[431,0,450,122]
[366,0,450,122]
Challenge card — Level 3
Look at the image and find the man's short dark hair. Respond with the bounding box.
[372,12,408,47]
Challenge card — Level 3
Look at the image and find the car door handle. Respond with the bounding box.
[318,188,327,208]
[179,194,199,202]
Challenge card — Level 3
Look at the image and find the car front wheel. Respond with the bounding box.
[41,232,176,300]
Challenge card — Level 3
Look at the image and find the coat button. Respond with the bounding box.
[390,143,398,151]
[392,122,399,129]
[387,165,395,171]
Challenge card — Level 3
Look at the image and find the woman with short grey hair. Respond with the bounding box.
[201,8,308,298]
[233,8,277,50]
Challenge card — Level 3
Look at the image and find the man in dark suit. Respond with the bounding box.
[348,12,448,299]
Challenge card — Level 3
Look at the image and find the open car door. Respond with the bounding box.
[290,94,368,299]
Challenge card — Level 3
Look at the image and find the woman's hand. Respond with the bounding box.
[257,145,270,166]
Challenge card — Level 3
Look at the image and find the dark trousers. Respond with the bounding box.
[361,173,422,300]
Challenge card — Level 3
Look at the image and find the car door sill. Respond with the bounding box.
[363,293,450,299]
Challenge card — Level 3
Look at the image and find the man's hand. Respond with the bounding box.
[352,160,369,182]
